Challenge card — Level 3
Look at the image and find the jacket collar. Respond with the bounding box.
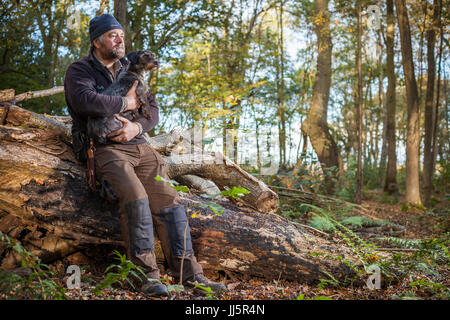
[88,46,128,80]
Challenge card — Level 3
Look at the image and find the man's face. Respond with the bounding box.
[94,29,125,60]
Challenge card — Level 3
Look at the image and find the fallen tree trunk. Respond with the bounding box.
[0,87,65,104]
[186,197,355,281]
[0,89,15,103]
[0,105,355,282]
[0,105,279,213]
[175,175,220,195]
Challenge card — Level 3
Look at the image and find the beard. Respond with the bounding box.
[99,44,125,60]
[111,45,125,59]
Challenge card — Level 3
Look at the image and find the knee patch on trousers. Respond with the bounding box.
[124,198,154,256]
[160,205,194,257]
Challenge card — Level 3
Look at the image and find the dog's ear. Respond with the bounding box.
[127,51,139,65]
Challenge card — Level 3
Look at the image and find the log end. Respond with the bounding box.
[255,190,279,213]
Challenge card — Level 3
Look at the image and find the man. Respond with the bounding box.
[64,14,226,297]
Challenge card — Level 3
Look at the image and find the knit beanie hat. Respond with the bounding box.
[89,14,123,43]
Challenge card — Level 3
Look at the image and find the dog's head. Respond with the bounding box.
[127,50,159,71]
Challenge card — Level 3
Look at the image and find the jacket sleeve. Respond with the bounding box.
[134,92,160,134]
[64,62,123,118]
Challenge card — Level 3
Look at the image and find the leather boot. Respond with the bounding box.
[123,199,167,297]
[140,279,169,297]
[184,273,227,294]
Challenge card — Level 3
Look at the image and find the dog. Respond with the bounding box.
[87,50,159,144]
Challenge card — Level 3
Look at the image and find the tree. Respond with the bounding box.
[384,0,398,194]
[422,0,441,205]
[31,0,72,114]
[113,0,128,51]
[301,0,342,194]
[275,1,287,167]
[96,0,109,16]
[355,0,363,204]
[395,0,422,205]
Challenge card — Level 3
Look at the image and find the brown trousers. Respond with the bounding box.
[94,143,203,281]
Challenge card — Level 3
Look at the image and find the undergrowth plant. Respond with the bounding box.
[375,233,449,299]
[302,204,380,269]
[93,249,147,295]
[297,205,449,299]
[300,204,399,291]
[0,232,67,300]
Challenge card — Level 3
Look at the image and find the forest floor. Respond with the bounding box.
[1,189,448,301]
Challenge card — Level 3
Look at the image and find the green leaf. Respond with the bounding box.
[340,216,367,227]
[129,270,142,282]
[200,193,220,199]
[220,187,249,199]
[167,284,185,293]
[190,282,214,294]
[155,175,190,193]
[205,202,224,216]
[194,201,224,216]
[105,264,117,273]
[309,215,335,231]
[125,278,136,289]
[173,185,190,192]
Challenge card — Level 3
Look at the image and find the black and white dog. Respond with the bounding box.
[87,50,159,144]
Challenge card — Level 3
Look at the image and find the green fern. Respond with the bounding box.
[340,216,370,227]
[309,215,335,231]
[302,204,380,270]
[380,237,423,249]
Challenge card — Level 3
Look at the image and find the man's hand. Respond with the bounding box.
[124,80,140,111]
[108,115,140,143]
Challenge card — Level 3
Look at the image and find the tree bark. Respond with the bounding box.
[114,0,127,29]
[355,0,363,204]
[276,1,287,167]
[378,23,386,172]
[395,0,422,205]
[292,132,308,176]
[384,0,398,194]
[175,175,220,195]
[13,87,65,103]
[301,0,342,194]
[0,107,354,282]
[114,0,131,53]
[431,7,443,185]
[423,0,441,205]
[96,0,109,16]
[0,89,15,103]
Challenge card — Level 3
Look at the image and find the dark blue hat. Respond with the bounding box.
[89,14,123,43]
